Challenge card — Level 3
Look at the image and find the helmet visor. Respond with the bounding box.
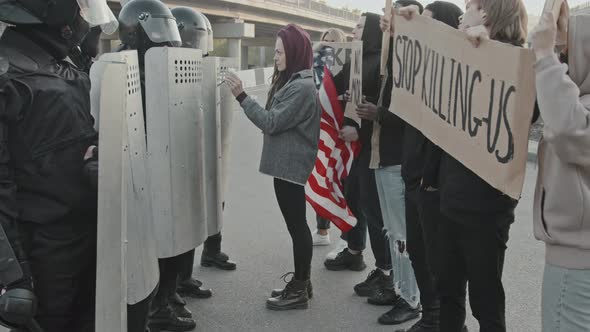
[179,28,208,51]
[76,0,118,34]
[139,14,181,45]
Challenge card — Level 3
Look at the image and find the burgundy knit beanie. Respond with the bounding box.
[277,24,313,78]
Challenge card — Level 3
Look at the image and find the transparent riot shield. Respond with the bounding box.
[145,47,208,258]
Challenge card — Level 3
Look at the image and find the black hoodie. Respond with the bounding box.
[334,13,383,168]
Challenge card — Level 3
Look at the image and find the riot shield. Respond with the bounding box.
[92,51,160,329]
[145,47,208,258]
[93,61,127,332]
[99,51,160,304]
[202,57,238,236]
[218,58,239,213]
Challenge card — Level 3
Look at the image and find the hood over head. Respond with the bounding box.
[361,12,382,55]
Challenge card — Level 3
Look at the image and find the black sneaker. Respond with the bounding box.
[378,296,421,325]
[149,305,196,332]
[354,269,387,297]
[368,287,398,305]
[324,248,366,271]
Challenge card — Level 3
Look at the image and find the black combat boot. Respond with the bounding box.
[177,277,213,299]
[201,251,237,270]
[169,292,192,319]
[148,305,196,332]
[266,278,310,311]
[270,280,313,298]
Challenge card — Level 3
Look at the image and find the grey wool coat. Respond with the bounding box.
[239,69,321,185]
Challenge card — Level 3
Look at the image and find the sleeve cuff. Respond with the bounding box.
[534,54,560,72]
[236,91,248,104]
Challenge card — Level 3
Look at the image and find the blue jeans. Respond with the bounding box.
[375,165,419,306]
[542,263,590,332]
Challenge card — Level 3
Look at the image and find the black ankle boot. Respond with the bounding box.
[270,280,313,298]
[177,278,213,299]
[201,250,237,270]
[266,278,310,311]
[149,305,196,332]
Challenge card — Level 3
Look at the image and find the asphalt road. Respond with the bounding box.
[185,109,544,332]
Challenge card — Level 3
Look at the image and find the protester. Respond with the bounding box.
[350,0,425,326]
[313,27,348,247]
[398,0,528,330]
[225,24,320,311]
[530,11,590,332]
[323,15,399,305]
[383,1,466,329]
[0,1,117,331]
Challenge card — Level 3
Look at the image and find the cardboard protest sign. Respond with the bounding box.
[313,41,363,124]
[390,15,536,199]
[344,46,363,124]
[313,41,359,77]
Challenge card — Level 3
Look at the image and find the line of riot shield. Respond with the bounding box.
[145,47,208,259]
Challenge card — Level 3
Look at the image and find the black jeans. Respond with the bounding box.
[273,178,312,281]
[316,215,331,230]
[439,217,510,332]
[405,186,440,311]
[19,212,97,332]
[358,165,391,271]
[178,249,196,282]
[204,232,222,254]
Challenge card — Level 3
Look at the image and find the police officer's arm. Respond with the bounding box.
[0,81,31,287]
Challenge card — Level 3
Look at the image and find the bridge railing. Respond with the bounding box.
[258,0,360,22]
[572,1,590,13]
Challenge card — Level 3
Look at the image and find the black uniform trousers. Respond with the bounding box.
[19,211,97,332]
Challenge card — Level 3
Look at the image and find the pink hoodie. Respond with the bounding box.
[533,15,590,269]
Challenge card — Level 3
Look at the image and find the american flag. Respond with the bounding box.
[305,66,360,232]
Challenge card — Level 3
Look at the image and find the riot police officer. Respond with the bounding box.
[170,7,237,306]
[118,1,196,331]
[0,0,117,331]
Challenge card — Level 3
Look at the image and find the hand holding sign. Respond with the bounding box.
[542,0,569,47]
[531,13,558,60]
[397,5,420,20]
[465,25,490,48]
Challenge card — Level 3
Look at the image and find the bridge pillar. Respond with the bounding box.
[213,22,255,70]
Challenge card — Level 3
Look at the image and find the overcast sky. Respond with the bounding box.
[327,0,588,16]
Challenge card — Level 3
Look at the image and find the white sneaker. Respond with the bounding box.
[325,238,348,260]
[312,230,331,246]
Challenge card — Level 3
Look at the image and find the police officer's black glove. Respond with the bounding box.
[83,146,98,190]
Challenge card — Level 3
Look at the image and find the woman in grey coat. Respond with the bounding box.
[225,24,321,311]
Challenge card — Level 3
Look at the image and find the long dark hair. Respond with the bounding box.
[265,24,313,109]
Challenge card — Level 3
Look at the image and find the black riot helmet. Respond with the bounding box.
[0,0,117,32]
[118,0,181,58]
[170,7,207,51]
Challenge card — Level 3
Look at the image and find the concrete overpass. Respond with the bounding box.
[105,0,360,69]
[572,1,590,14]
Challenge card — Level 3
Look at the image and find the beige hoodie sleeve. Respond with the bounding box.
[535,54,590,166]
